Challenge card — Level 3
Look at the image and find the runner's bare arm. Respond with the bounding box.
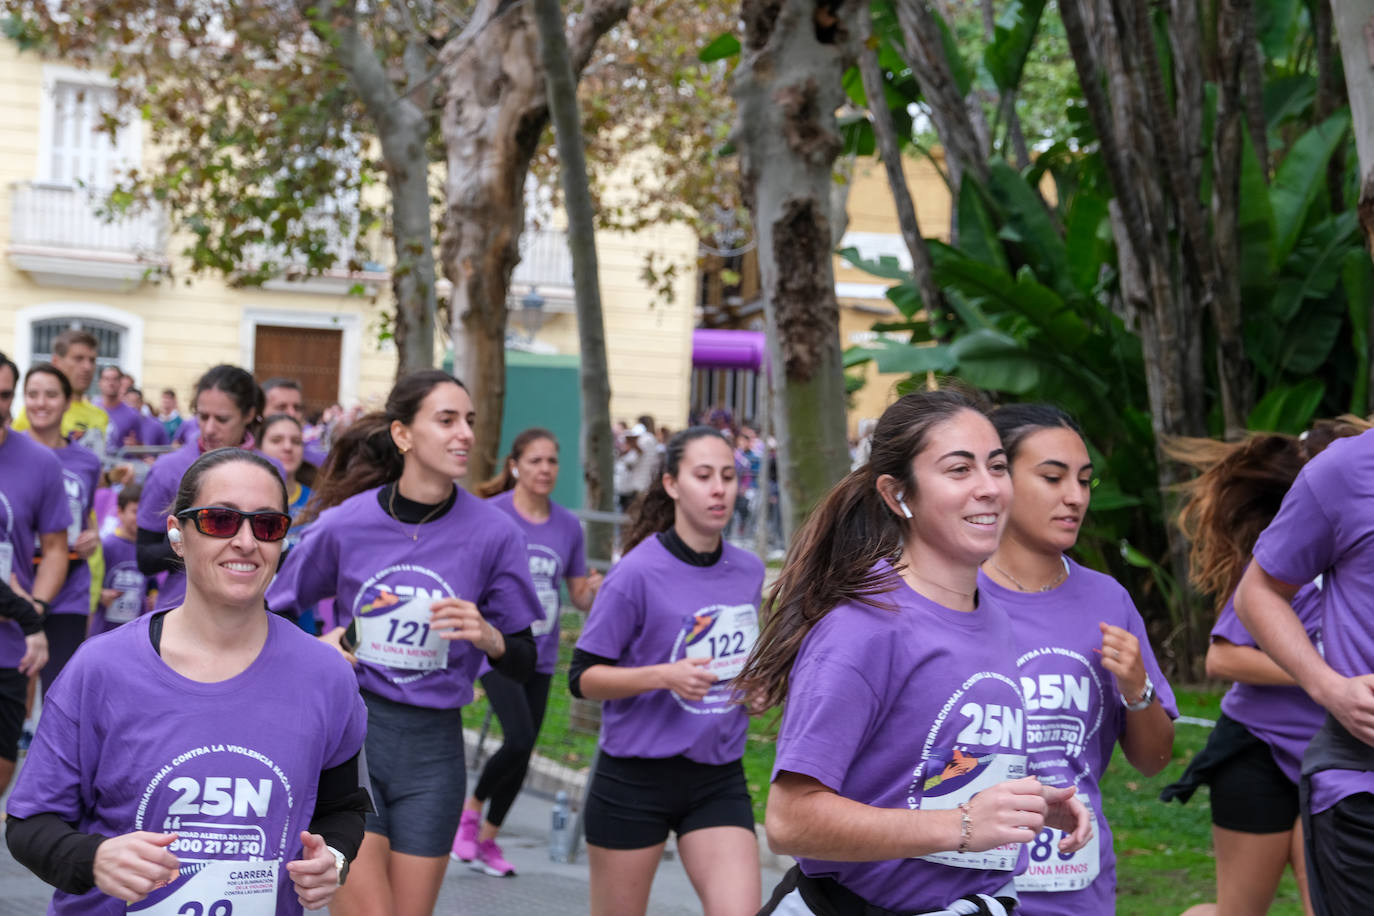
[766,771,1054,861]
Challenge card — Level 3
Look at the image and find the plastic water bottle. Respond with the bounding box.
[549,790,571,862]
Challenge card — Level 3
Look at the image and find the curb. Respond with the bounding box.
[462,728,791,872]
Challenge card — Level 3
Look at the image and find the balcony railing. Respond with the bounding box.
[9,181,167,257]
[513,228,574,292]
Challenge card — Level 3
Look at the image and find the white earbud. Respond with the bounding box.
[512,467,520,479]
[896,491,913,520]
[168,528,182,544]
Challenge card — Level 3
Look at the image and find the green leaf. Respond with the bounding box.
[839,112,877,157]
[1063,191,1108,295]
[955,179,1009,273]
[1237,127,1276,285]
[843,345,874,368]
[1270,109,1351,265]
[871,341,957,375]
[932,251,1089,351]
[1255,0,1299,60]
[698,32,741,63]
[1264,74,1317,133]
[1119,540,1154,569]
[1269,212,1360,323]
[842,65,867,108]
[1248,379,1327,434]
[982,0,1046,93]
[950,329,1041,393]
[986,160,1069,296]
[931,7,974,97]
[1344,250,1373,415]
[838,246,908,281]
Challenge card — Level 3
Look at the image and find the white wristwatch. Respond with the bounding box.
[326,845,349,885]
[1123,676,1156,711]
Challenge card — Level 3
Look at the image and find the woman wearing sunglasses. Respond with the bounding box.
[267,369,542,916]
[5,448,369,915]
[136,365,275,611]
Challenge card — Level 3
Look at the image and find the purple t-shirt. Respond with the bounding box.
[140,414,170,447]
[91,532,151,636]
[102,402,142,452]
[267,486,542,709]
[0,430,72,667]
[979,560,1178,915]
[1252,428,1374,810]
[1213,585,1326,786]
[174,417,200,447]
[44,441,102,616]
[576,536,764,765]
[773,563,1029,911]
[6,613,366,915]
[488,490,587,674]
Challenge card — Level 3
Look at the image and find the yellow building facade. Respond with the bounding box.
[0,42,698,430]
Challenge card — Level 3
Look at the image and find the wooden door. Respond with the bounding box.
[253,324,342,418]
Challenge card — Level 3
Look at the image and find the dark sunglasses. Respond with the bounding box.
[175,506,292,542]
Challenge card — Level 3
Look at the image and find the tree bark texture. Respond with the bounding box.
[1065,0,1210,673]
[1209,0,1253,438]
[891,0,991,210]
[856,11,948,326]
[1331,0,1374,243]
[1313,0,1346,212]
[309,0,438,376]
[439,0,628,484]
[530,0,616,561]
[734,0,860,538]
[1330,0,1374,406]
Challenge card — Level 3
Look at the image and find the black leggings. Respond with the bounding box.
[472,670,552,827]
[40,614,87,698]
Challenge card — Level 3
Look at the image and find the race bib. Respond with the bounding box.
[67,496,83,546]
[530,582,560,637]
[917,751,1027,871]
[0,542,12,584]
[1015,801,1100,892]
[128,857,278,915]
[683,604,759,682]
[354,596,449,671]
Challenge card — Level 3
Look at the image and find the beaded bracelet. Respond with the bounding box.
[957,801,972,853]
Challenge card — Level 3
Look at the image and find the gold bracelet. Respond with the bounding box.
[957,801,972,853]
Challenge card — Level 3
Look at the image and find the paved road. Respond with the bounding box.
[1,763,789,915]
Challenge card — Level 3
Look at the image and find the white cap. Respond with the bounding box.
[630,423,647,437]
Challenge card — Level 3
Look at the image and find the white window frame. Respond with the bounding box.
[239,308,360,407]
[36,64,143,188]
[12,302,145,410]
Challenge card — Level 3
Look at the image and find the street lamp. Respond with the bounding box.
[517,286,547,343]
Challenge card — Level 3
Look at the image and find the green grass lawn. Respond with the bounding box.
[470,613,1304,914]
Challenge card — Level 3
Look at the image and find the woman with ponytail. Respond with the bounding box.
[570,426,765,916]
[1159,419,1366,916]
[266,369,541,916]
[978,404,1176,915]
[452,428,601,876]
[739,389,1091,916]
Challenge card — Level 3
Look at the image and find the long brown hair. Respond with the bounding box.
[302,369,465,523]
[1166,434,1302,610]
[1168,417,1371,610]
[735,388,989,713]
[476,427,557,498]
[620,426,732,553]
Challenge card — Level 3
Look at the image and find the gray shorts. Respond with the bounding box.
[361,690,466,857]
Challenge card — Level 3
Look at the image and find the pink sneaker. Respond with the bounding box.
[471,838,516,877]
[450,809,479,862]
